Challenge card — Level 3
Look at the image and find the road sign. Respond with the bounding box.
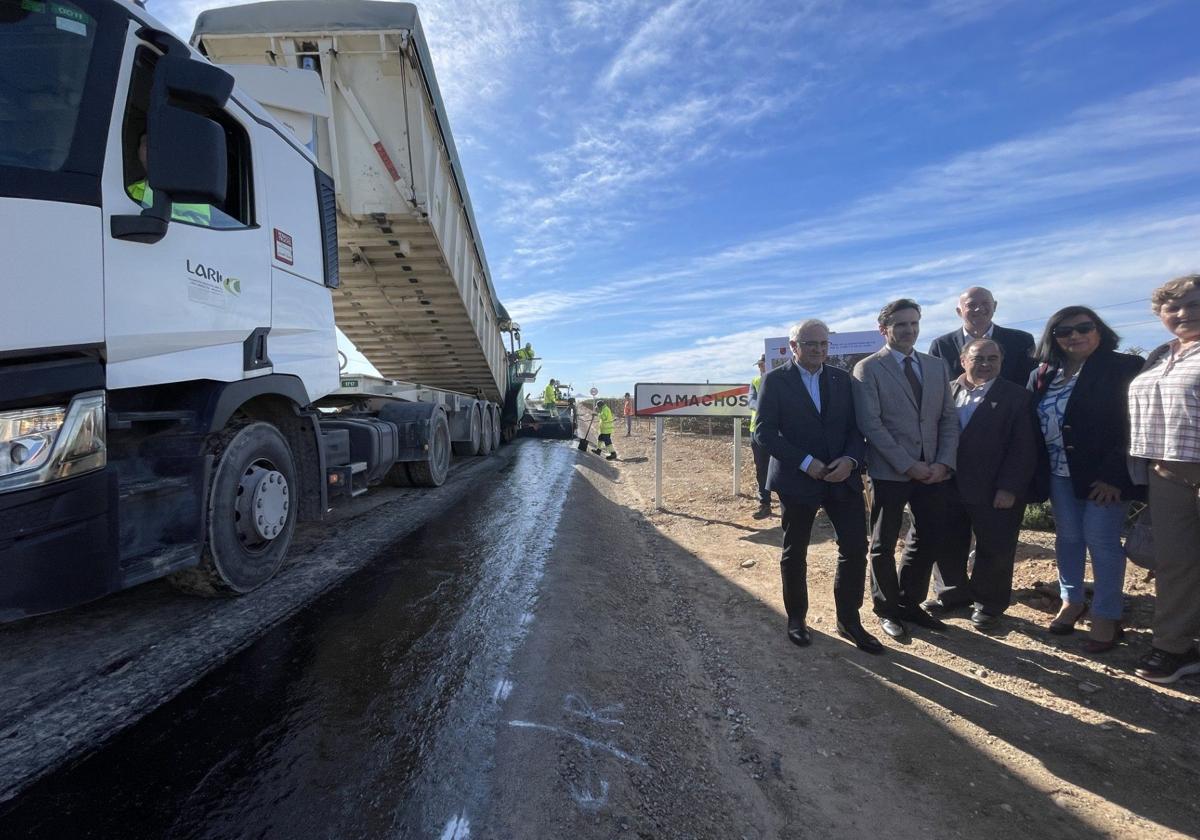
[589,386,598,396]
[764,330,884,372]
[634,383,752,418]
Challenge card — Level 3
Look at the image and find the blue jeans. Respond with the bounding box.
[1048,475,1127,619]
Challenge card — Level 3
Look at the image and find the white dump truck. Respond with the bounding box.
[0,0,526,619]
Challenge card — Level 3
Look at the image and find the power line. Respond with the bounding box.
[1004,297,1149,328]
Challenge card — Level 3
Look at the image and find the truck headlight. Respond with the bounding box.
[0,392,107,492]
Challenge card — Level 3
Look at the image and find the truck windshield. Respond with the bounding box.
[0,0,98,171]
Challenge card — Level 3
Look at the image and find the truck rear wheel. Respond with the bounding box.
[408,409,451,487]
[452,405,481,456]
[491,406,503,450]
[171,422,297,596]
[478,408,494,455]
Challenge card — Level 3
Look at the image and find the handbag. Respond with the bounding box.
[1123,503,1154,570]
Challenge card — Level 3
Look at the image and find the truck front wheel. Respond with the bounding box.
[171,421,298,596]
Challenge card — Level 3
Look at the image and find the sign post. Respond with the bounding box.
[655,417,664,509]
[634,383,753,511]
[733,421,742,497]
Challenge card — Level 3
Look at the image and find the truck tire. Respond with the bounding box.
[478,407,494,455]
[490,405,502,450]
[171,422,297,596]
[408,409,451,487]
[452,405,481,456]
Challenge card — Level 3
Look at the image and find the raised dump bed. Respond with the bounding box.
[192,0,507,402]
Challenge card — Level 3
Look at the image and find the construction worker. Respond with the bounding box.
[516,342,535,361]
[127,133,212,226]
[623,392,634,436]
[592,399,618,460]
[543,379,558,410]
[750,354,772,519]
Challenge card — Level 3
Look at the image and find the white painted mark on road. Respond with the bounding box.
[440,814,470,839]
[569,778,610,810]
[493,679,514,702]
[507,720,646,766]
[519,611,534,627]
[563,693,624,726]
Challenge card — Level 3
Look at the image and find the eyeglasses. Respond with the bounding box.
[1052,322,1096,339]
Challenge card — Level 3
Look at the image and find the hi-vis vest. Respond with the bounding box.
[543,383,557,405]
[127,180,212,226]
[598,405,614,435]
[750,375,762,432]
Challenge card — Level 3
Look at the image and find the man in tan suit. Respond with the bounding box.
[852,298,960,641]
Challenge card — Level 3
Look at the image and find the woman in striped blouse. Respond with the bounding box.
[1129,275,1200,684]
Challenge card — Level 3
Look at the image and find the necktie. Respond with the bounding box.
[903,356,923,405]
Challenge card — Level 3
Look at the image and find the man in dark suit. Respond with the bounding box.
[932,339,1037,631]
[928,287,1035,385]
[852,299,960,641]
[754,319,883,653]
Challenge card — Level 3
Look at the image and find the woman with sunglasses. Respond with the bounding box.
[1128,275,1200,683]
[1029,307,1144,652]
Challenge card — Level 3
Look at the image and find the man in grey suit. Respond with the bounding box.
[852,299,960,640]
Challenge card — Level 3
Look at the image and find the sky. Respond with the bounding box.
[156,0,1200,397]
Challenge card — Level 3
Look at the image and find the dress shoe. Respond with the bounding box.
[902,607,948,631]
[751,503,772,520]
[1083,619,1124,654]
[877,616,908,640]
[921,598,971,617]
[1048,600,1087,635]
[970,610,1000,632]
[787,624,812,647]
[837,621,884,654]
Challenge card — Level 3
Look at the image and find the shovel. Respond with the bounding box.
[577,413,596,452]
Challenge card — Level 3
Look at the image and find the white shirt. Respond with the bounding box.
[798,365,822,413]
[962,324,995,342]
[792,362,857,474]
[889,347,923,383]
[955,377,995,428]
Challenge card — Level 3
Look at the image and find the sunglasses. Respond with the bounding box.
[1052,322,1096,339]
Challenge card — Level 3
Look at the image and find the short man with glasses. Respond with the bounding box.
[935,339,1037,631]
[852,299,960,641]
[754,320,883,653]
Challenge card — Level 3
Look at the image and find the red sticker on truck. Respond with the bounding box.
[274,228,294,265]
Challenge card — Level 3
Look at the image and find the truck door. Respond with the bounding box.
[102,31,271,391]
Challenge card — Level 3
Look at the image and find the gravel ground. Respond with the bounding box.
[485,420,1200,839]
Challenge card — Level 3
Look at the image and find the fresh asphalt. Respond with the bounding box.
[0,438,577,839]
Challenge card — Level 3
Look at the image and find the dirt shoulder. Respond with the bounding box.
[490,423,1200,839]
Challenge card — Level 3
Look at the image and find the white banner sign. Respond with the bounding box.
[763,330,885,371]
[634,383,753,417]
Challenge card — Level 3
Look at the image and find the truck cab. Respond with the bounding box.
[1,0,338,619]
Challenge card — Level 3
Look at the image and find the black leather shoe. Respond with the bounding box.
[837,622,884,654]
[751,504,771,520]
[903,607,948,631]
[878,616,908,640]
[971,610,1000,632]
[921,598,971,617]
[787,624,812,647]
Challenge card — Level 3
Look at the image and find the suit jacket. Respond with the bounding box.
[752,360,865,505]
[929,324,1036,385]
[951,377,1037,506]
[1027,350,1145,502]
[852,347,960,481]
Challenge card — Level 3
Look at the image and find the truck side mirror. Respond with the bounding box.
[111,51,236,243]
[147,54,233,206]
